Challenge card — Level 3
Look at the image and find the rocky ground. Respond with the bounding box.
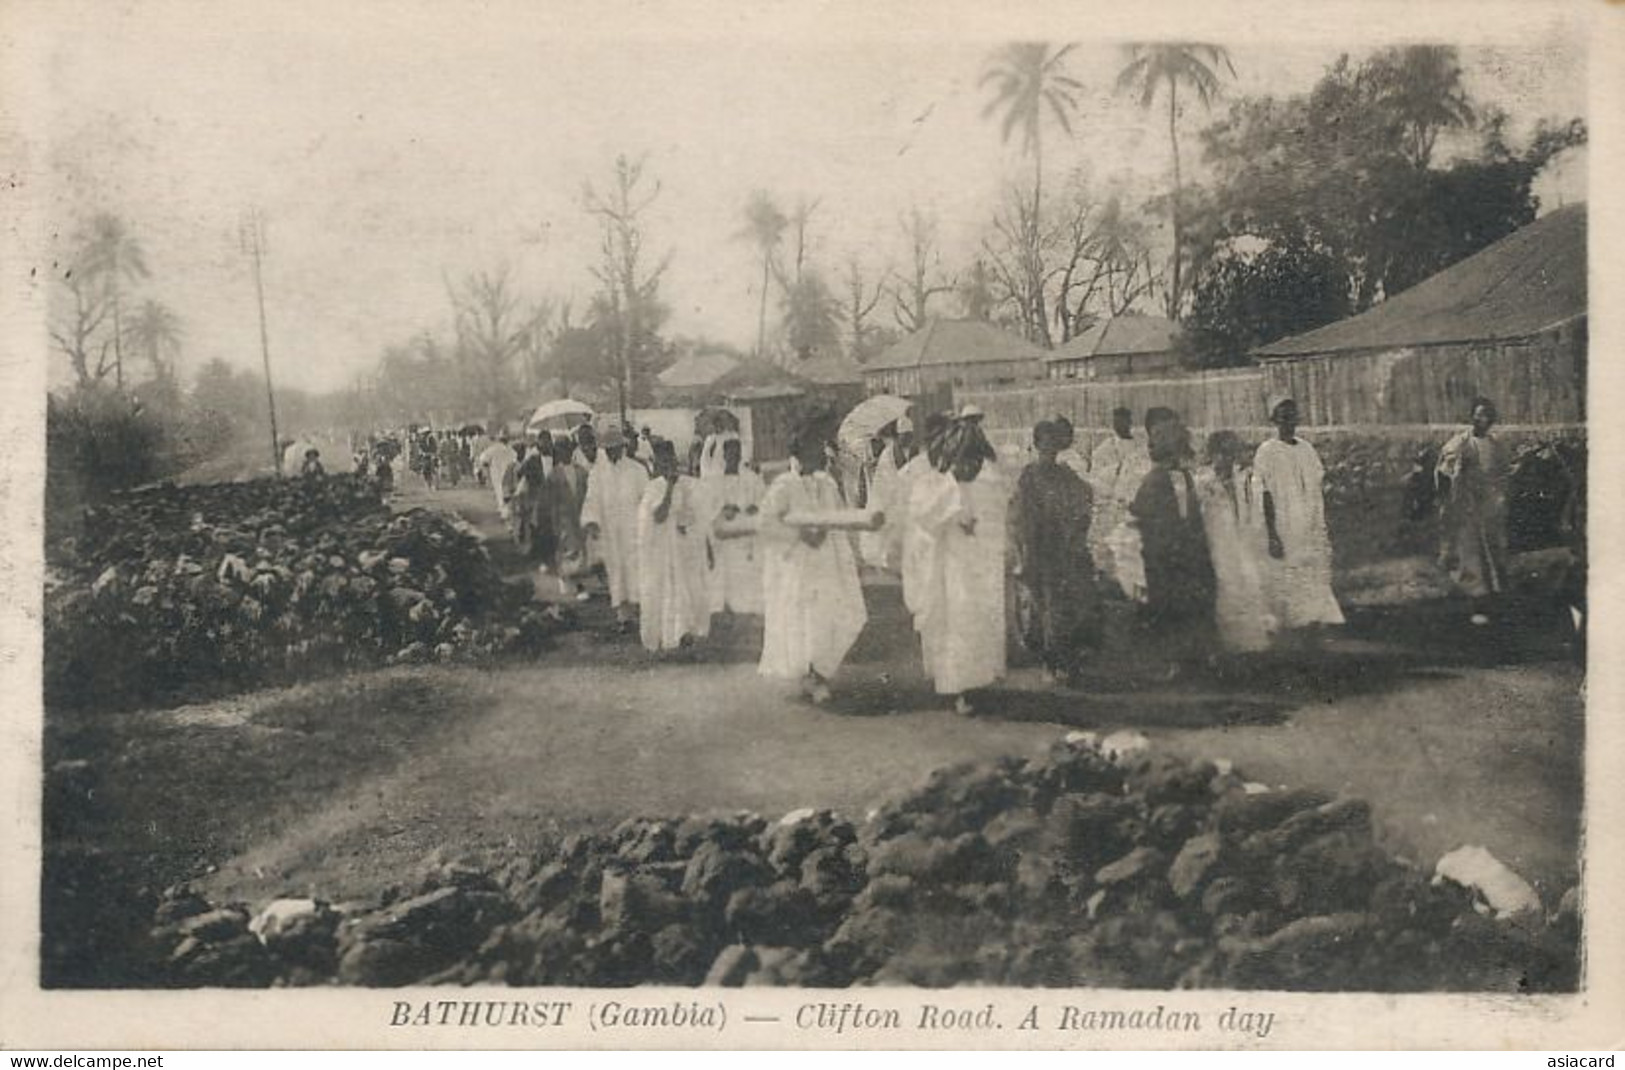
[128,737,1581,991]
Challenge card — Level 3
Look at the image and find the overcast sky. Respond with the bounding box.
[28,0,1587,394]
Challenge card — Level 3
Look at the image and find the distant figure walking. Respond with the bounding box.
[1436,397,1511,624]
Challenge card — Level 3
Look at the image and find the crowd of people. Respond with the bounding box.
[311,393,1530,716]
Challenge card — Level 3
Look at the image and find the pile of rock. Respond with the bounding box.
[46,475,570,709]
[141,738,1580,991]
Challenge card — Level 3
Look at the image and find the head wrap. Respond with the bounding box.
[1267,394,1296,421]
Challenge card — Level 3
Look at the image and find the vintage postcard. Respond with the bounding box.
[0,0,1620,1051]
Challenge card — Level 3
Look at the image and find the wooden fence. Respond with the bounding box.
[961,322,1585,446]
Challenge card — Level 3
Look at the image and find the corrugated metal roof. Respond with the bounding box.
[864,318,1049,372]
[1254,203,1587,359]
[1048,314,1181,361]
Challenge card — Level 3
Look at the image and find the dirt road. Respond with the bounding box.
[54,473,1583,915]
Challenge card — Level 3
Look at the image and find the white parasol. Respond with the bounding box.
[836,395,911,453]
[526,398,595,431]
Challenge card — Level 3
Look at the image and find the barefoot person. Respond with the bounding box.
[1254,396,1344,635]
[758,427,867,705]
[1435,397,1511,625]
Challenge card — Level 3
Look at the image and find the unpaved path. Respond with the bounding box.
[58,474,1580,910]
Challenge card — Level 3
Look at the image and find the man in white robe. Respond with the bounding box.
[580,426,651,628]
[636,441,711,652]
[859,428,906,571]
[1255,396,1344,631]
[898,413,949,624]
[478,436,518,520]
[758,435,867,704]
[1089,407,1151,595]
[698,436,764,615]
[911,440,1007,715]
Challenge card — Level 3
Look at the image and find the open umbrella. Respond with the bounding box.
[526,399,595,431]
[837,395,911,453]
[460,423,486,436]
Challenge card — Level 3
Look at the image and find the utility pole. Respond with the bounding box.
[240,208,282,476]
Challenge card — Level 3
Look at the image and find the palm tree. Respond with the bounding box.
[1116,43,1235,319]
[980,42,1082,225]
[124,299,184,382]
[1364,45,1475,170]
[980,43,1082,346]
[81,213,151,391]
[737,191,789,358]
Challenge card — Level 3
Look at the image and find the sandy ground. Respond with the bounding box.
[46,473,1585,915]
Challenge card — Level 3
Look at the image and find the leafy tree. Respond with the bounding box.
[780,268,842,361]
[1183,237,1351,367]
[1186,45,1586,361]
[1115,43,1235,319]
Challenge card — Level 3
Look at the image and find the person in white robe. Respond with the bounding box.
[758,432,868,704]
[580,425,651,628]
[1254,396,1344,631]
[910,421,1007,715]
[858,426,907,570]
[899,413,950,624]
[1053,416,1092,482]
[698,435,764,615]
[636,440,711,653]
[478,436,518,520]
[1196,430,1275,653]
[573,425,605,570]
[1089,407,1152,595]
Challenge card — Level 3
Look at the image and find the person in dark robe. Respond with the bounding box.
[1129,407,1216,678]
[514,435,552,561]
[1012,420,1101,686]
[547,437,589,600]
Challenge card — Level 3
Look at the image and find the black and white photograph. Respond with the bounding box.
[1,0,1618,1050]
